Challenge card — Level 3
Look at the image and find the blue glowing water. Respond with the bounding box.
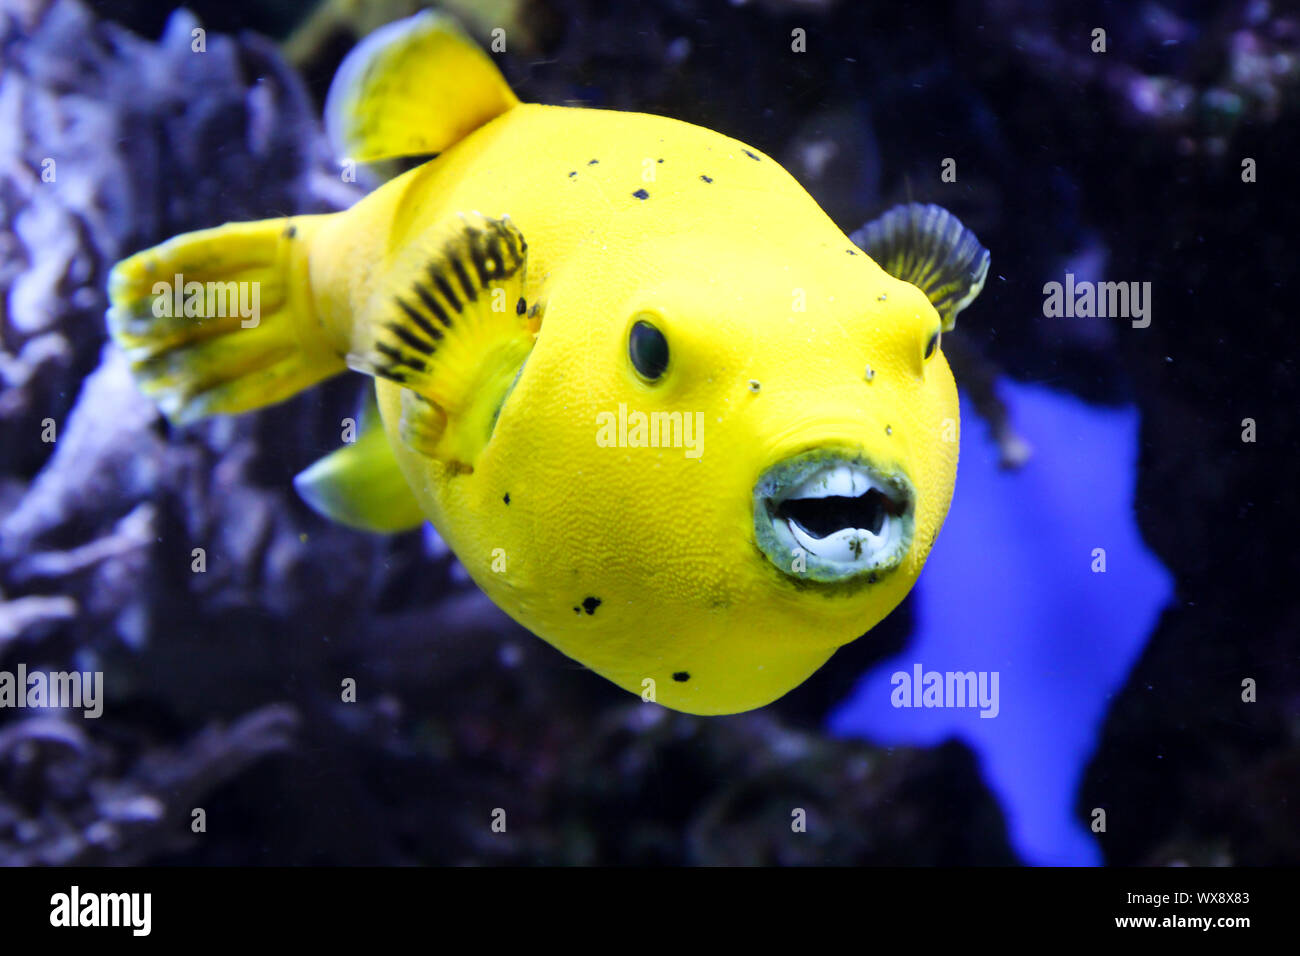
[827,380,1174,865]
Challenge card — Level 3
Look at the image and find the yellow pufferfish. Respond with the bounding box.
[106,12,990,715]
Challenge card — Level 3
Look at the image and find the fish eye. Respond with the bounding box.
[923,330,941,361]
[629,319,670,381]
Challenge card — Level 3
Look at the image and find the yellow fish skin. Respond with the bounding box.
[106,12,989,716]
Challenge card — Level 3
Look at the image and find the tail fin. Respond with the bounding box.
[107,216,347,424]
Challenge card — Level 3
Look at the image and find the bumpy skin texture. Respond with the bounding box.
[310,103,959,715]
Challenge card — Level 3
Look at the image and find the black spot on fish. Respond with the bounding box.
[573,607,580,614]
[588,159,599,165]
[568,170,577,178]
[743,149,761,161]
[283,224,297,239]
[632,188,649,200]
[582,596,602,615]
[657,158,664,163]
[846,248,857,255]
[503,492,510,505]
[516,297,526,315]
[700,175,713,183]
[885,425,893,436]
[673,671,690,682]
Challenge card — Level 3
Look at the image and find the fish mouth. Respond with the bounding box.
[753,449,916,584]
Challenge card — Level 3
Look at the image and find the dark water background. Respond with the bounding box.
[0,0,1294,865]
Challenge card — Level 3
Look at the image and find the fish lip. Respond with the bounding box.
[752,448,916,584]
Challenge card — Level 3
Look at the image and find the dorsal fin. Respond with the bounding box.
[852,203,990,331]
[324,11,519,165]
[348,212,538,471]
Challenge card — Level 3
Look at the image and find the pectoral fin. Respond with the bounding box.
[852,203,990,331]
[293,390,427,533]
[347,212,539,472]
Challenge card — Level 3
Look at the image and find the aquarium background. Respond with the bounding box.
[0,0,1295,865]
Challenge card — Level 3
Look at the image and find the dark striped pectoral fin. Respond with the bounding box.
[852,203,990,331]
[348,212,538,471]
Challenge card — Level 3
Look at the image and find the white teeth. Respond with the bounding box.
[788,463,878,500]
[787,520,895,563]
[760,458,912,577]
[775,462,907,565]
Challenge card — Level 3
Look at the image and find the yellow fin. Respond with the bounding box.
[852,203,990,332]
[107,216,345,425]
[324,10,519,164]
[348,212,537,471]
[293,389,427,533]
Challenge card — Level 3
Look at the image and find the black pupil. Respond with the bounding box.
[630,321,669,379]
[924,332,939,359]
